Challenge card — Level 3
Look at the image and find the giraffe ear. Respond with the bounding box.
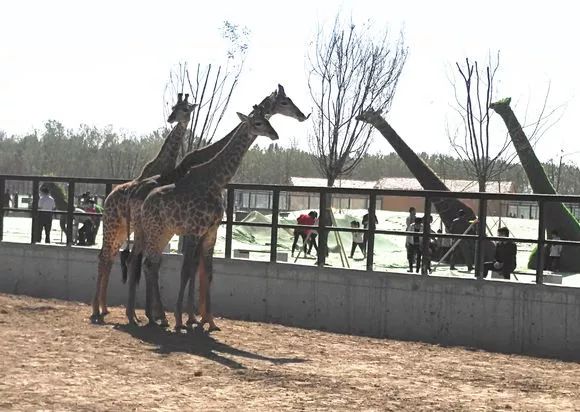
[277,84,286,96]
[237,112,249,122]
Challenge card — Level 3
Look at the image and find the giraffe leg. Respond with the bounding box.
[126,232,144,325]
[185,235,201,327]
[143,252,162,326]
[199,227,220,332]
[176,236,200,330]
[91,213,126,322]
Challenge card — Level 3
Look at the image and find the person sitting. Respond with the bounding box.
[483,227,517,279]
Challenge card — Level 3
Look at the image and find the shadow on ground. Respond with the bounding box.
[113,323,308,370]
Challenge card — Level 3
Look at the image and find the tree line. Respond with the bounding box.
[2,120,580,195]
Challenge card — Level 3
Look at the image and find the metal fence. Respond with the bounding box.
[2,173,580,285]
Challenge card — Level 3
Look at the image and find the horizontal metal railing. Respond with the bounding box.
[2,174,580,285]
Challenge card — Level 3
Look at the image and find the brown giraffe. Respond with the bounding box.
[127,105,278,330]
[90,93,196,323]
[123,85,308,325]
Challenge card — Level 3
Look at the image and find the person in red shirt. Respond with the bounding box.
[292,210,318,257]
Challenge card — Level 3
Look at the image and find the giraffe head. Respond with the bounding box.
[167,93,197,126]
[237,105,279,141]
[355,108,383,123]
[269,84,310,122]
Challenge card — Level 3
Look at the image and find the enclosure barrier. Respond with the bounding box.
[2,173,580,285]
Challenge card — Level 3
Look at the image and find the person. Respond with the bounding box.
[2,189,10,218]
[547,229,562,272]
[482,227,517,279]
[36,186,56,243]
[362,209,378,250]
[292,210,317,257]
[405,207,416,227]
[349,220,365,259]
[449,209,474,272]
[422,215,436,273]
[406,217,422,273]
[305,211,319,255]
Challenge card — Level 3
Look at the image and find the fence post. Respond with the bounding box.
[317,189,328,267]
[225,187,234,259]
[105,183,113,199]
[67,182,75,246]
[536,200,545,284]
[31,180,40,244]
[0,177,5,242]
[421,196,432,275]
[475,197,487,279]
[270,188,280,263]
[366,192,377,272]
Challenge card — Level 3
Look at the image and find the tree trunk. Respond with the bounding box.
[491,98,580,271]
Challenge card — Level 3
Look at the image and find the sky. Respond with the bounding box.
[1,0,579,167]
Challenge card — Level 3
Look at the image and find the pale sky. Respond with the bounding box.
[1,0,579,166]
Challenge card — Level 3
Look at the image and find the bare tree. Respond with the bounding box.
[163,21,250,152]
[448,52,560,192]
[307,16,407,187]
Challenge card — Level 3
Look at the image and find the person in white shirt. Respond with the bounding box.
[36,186,56,243]
[349,220,366,259]
[547,229,562,272]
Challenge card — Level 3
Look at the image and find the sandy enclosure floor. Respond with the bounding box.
[0,294,579,411]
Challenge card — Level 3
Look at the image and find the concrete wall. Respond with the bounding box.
[1,242,579,360]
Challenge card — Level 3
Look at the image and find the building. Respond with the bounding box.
[232,176,516,216]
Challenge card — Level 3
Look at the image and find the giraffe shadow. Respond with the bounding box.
[113,323,308,370]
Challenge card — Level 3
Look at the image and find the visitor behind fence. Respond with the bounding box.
[292,210,317,257]
[349,220,365,259]
[362,209,378,250]
[482,227,517,279]
[36,186,56,243]
[546,229,562,272]
[406,217,422,273]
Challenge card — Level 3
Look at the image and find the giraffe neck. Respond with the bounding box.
[163,94,277,184]
[366,115,448,191]
[492,104,556,194]
[137,121,187,180]
[174,123,256,193]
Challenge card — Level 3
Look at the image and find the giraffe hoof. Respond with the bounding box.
[208,325,221,333]
[101,309,110,316]
[89,314,104,324]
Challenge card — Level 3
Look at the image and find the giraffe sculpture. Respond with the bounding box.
[127,105,278,331]
[90,94,196,323]
[123,85,308,324]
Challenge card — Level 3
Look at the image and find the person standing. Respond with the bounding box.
[406,217,422,273]
[482,227,517,279]
[292,210,317,257]
[349,220,366,259]
[36,186,56,243]
[405,207,416,227]
[362,209,378,252]
[547,229,562,272]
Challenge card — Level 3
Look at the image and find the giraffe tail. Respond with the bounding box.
[120,246,130,284]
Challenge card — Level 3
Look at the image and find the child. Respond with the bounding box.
[349,220,365,259]
[548,229,562,272]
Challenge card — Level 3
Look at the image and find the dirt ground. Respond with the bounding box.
[0,294,579,411]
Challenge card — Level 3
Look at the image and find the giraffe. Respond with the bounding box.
[123,85,308,324]
[90,93,196,323]
[127,105,278,330]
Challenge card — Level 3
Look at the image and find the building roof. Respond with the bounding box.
[289,177,377,189]
[290,176,515,193]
